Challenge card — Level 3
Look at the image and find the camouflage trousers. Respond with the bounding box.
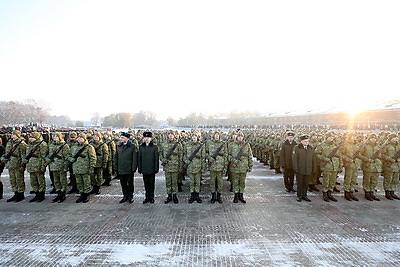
[383,171,399,191]
[210,171,223,193]
[91,167,103,187]
[343,165,358,192]
[164,171,178,194]
[29,171,46,193]
[362,171,379,192]
[9,168,25,193]
[76,173,92,194]
[232,172,246,194]
[188,172,202,193]
[322,171,339,193]
[53,170,68,192]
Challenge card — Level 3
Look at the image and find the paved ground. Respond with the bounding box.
[0,159,399,266]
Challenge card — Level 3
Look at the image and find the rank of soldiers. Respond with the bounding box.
[0,127,399,204]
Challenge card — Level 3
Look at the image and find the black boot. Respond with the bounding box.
[7,192,18,202]
[385,190,393,200]
[101,179,111,186]
[58,191,66,203]
[390,191,400,200]
[310,184,319,192]
[188,193,195,204]
[37,192,45,202]
[217,193,223,203]
[238,193,246,203]
[119,196,128,203]
[327,191,337,202]
[195,193,202,203]
[323,192,330,202]
[365,192,373,201]
[173,194,179,204]
[82,193,90,203]
[30,192,39,202]
[90,185,100,195]
[350,192,359,201]
[52,191,61,203]
[76,193,85,203]
[333,186,340,193]
[370,192,380,201]
[344,191,352,201]
[233,193,239,203]
[49,187,57,194]
[165,194,172,204]
[210,193,216,204]
[16,192,25,202]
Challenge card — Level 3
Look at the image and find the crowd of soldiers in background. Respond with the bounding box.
[0,125,399,203]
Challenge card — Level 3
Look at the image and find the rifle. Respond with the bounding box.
[210,142,225,160]
[44,142,67,167]
[352,141,367,160]
[20,140,45,168]
[68,144,89,167]
[0,139,24,166]
[321,140,344,167]
[183,142,205,169]
[393,149,400,161]
[165,142,179,160]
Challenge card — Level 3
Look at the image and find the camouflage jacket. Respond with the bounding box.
[359,143,382,173]
[380,141,400,172]
[228,140,253,173]
[69,141,97,175]
[315,141,343,172]
[184,140,206,173]
[23,138,48,173]
[206,139,227,172]
[159,139,183,173]
[91,140,109,169]
[45,141,70,172]
[1,137,27,170]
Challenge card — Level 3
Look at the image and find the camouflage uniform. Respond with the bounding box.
[206,131,227,203]
[102,132,116,186]
[184,132,206,203]
[316,132,343,202]
[69,133,97,203]
[1,130,27,202]
[340,133,361,201]
[159,132,183,204]
[23,132,49,202]
[358,133,382,201]
[90,133,109,194]
[380,133,400,200]
[45,132,70,203]
[227,131,253,203]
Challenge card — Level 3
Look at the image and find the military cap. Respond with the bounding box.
[53,132,64,141]
[12,130,21,138]
[30,132,41,140]
[121,132,131,138]
[387,133,398,140]
[367,133,377,139]
[94,132,102,139]
[325,131,335,138]
[287,131,295,137]
[78,133,87,140]
[143,131,152,137]
[236,130,244,137]
[300,135,309,140]
[69,132,77,138]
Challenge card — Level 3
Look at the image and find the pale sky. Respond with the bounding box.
[0,0,399,121]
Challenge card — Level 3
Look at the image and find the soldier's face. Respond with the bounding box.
[214,133,220,140]
[11,134,18,140]
[144,137,152,144]
[237,135,244,142]
[94,135,100,141]
[192,135,198,142]
[77,137,85,143]
[287,136,294,142]
[120,136,129,143]
[301,139,309,146]
[168,134,175,140]
[53,135,60,142]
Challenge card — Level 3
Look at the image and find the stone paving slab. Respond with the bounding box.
[0,159,399,266]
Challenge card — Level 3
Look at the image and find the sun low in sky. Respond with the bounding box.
[0,0,399,121]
